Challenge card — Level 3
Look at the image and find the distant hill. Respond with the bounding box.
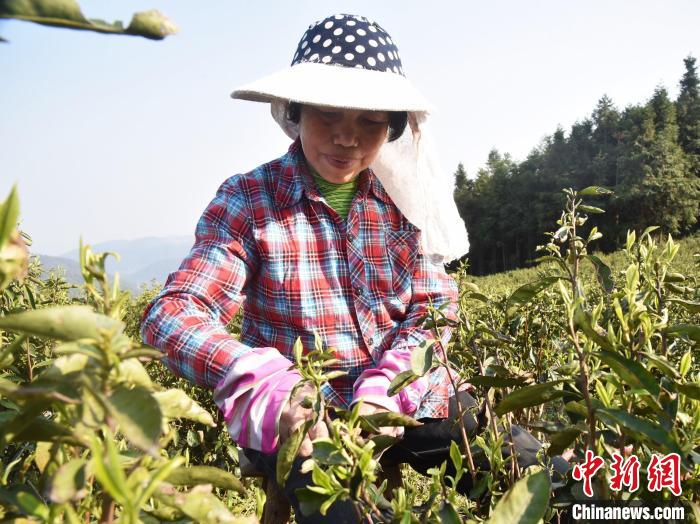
[36,236,193,293]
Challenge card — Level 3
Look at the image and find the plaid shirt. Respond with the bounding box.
[140,139,458,453]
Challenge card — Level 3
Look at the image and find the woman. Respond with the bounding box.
[140,13,556,522]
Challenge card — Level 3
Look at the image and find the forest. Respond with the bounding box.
[454,56,700,275]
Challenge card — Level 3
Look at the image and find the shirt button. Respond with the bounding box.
[354,286,364,296]
[347,232,354,242]
[368,337,374,347]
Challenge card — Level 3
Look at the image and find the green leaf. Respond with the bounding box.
[679,350,692,378]
[578,186,613,196]
[506,277,562,317]
[410,339,435,376]
[387,369,419,396]
[0,404,50,446]
[107,384,161,454]
[125,9,178,39]
[573,307,614,350]
[370,434,400,454]
[597,407,682,455]
[438,501,462,524]
[166,465,245,494]
[495,381,574,416]
[449,440,462,472]
[0,485,50,520]
[296,488,328,517]
[12,416,74,443]
[156,485,242,523]
[0,305,124,341]
[586,255,614,293]
[547,428,581,456]
[312,438,350,465]
[640,226,659,240]
[133,457,185,511]
[468,375,527,388]
[553,226,568,243]
[117,358,153,388]
[466,292,491,303]
[89,435,130,507]
[668,299,700,314]
[45,354,89,379]
[524,420,567,434]
[642,352,681,380]
[665,324,700,343]
[0,0,177,39]
[564,400,589,418]
[153,389,215,427]
[488,469,551,524]
[578,204,605,214]
[121,347,163,360]
[0,334,26,369]
[595,351,660,398]
[359,411,422,431]
[676,383,700,400]
[0,185,19,248]
[46,458,88,503]
[276,424,305,486]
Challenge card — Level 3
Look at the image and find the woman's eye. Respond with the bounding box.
[319,110,341,119]
[362,118,388,126]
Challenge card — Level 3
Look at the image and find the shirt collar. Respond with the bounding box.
[274,138,393,209]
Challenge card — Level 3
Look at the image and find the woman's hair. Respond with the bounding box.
[286,102,408,142]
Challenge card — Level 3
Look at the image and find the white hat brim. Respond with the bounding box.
[232,62,433,113]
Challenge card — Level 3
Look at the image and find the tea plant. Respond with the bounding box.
[1,181,698,523]
[282,187,700,522]
[0,188,252,523]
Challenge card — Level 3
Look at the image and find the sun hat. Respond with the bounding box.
[231,14,470,263]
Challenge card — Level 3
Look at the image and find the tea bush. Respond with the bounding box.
[1,184,698,523]
[0,188,254,523]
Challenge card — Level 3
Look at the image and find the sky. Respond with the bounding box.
[2,1,698,256]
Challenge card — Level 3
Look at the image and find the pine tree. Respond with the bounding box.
[676,55,700,177]
[618,87,699,235]
[591,95,622,188]
[453,163,468,191]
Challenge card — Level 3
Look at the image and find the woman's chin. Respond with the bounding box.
[318,166,359,184]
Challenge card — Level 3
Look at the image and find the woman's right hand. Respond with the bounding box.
[278,382,329,457]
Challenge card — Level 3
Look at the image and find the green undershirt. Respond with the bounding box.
[310,169,359,220]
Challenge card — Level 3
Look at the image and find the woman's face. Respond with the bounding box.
[298,105,390,184]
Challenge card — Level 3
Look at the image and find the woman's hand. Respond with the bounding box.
[355,401,403,439]
[278,382,329,457]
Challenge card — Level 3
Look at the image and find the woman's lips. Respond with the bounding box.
[324,154,357,168]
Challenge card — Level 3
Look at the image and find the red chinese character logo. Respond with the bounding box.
[609,452,640,492]
[572,450,605,497]
[647,453,681,496]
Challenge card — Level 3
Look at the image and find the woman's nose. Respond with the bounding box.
[333,122,359,147]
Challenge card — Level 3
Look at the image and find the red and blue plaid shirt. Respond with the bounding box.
[140,139,458,452]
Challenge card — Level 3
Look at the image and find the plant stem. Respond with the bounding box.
[25,337,32,381]
[654,273,668,357]
[569,317,596,453]
[360,487,384,523]
[438,334,477,485]
[99,495,114,524]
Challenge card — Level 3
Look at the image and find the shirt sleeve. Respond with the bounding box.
[351,251,458,416]
[139,177,300,453]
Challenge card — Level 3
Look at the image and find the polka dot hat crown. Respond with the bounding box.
[291,14,404,76]
[231,13,431,113]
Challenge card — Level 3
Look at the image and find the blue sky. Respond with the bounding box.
[2,1,698,255]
